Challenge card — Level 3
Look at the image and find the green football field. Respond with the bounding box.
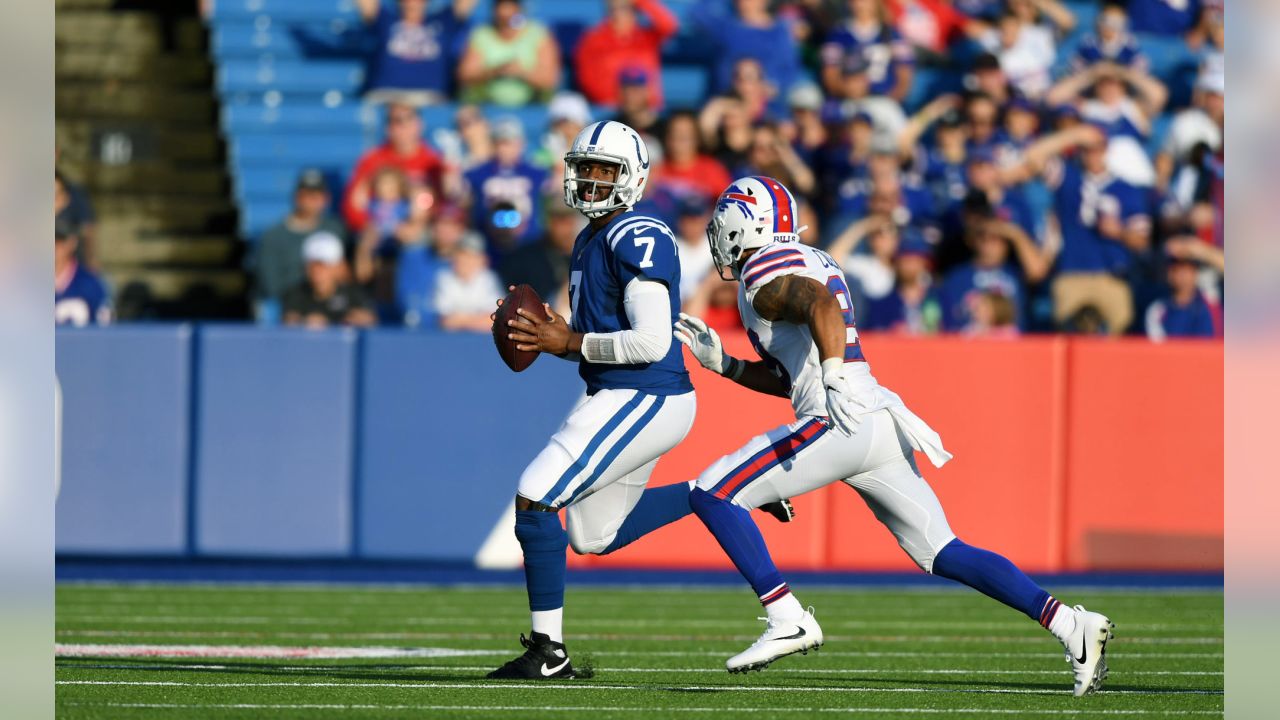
[56,582,1223,719]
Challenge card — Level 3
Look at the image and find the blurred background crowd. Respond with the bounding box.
[55,0,1225,341]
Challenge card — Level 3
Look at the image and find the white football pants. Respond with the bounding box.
[517,388,696,555]
[694,409,957,573]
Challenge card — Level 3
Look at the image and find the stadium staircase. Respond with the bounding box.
[57,0,246,319]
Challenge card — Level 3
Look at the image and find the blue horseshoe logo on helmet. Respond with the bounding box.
[632,134,650,170]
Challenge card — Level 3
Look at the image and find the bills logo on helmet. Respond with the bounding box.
[718,184,757,219]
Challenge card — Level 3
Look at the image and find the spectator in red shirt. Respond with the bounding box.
[343,102,447,232]
[575,0,678,108]
[887,0,979,56]
[651,111,733,203]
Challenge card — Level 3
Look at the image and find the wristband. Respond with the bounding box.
[722,356,745,381]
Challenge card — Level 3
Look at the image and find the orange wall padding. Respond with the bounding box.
[570,334,1222,573]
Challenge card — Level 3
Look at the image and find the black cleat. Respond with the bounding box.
[486,632,576,680]
[758,499,796,523]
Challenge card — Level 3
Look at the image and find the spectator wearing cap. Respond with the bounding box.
[457,0,561,107]
[356,0,478,105]
[54,219,111,327]
[1129,0,1206,36]
[976,3,1070,100]
[833,151,936,245]
[997,96,1041,169]
[896,94,968,205]
[1047,62,1166,186]
[499,193,582,304]
[611,67,664,142]
[54,168,97,270]
[254,169,349,321]
[938,214,1049,332]
[967,53,1012,106]
[283,232,376,329]
[780,83,828,167]
[462,115,550,261]
[943,148,1038,246]
[534,92,593,180]
[964,91,1004,155]
[651,111,733,205]
[825,214,901,319]
[1013,124,1150,335]
[1144,251,1216,341]
[820,0,914,104]
[863,229,942,334]
[574,0,678,108]
[1156,73,1223,193]
[343,102,447,232]
[435,233,505,332]
[1071,2,1150,74]
[689,0,802,100]
[814,107,877,217]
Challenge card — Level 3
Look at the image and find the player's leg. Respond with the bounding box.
[689,417,863,671]
[844,411,1114,696]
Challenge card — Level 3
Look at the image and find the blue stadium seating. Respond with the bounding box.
[211,20,374,59]
[216,59,366,95]
[210,0,361,23]
[222,103,384,134]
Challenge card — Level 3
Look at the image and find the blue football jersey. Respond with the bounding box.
[568,211,692,396]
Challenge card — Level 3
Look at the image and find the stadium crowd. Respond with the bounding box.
[56,0,1226,341]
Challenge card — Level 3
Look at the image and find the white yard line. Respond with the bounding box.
[55,680,1224,696]
[59,702,1223,716]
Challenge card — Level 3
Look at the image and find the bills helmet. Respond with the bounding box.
[707,176,803,280]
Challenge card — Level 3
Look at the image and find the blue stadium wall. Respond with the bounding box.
[54,325,583,561]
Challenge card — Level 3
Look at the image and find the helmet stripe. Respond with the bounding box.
[753,176,794,234]
[588,121,607,146]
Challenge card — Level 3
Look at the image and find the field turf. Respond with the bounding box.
[56,582,1223,719]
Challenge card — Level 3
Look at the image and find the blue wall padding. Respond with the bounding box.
[356,330,584,560]
[55,326,193,554]
[194,326,358,557]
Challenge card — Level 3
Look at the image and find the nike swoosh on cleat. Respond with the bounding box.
[774,627,806,641]
[541,658,571,677]
[1075,643,1087,665]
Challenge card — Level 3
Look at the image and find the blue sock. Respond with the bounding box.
[514,510,567,612]
[600,482,693,555]
[932,538,1061,626]
[689,488,789,603]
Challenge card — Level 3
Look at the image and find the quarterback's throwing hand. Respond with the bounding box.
[820,358,862,437]
[673,313,727,374]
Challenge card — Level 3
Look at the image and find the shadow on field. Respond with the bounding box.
[56,659,489,684]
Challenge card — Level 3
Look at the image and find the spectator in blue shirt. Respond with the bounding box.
[691,0,802,100]
[1070,2,1149,73]
[1144,254,1216,340]
[938,215,1049,331]
[358,0,477,104]
[821,0,914,103]
[833,151,936,242]
[1015,124,1151,335]
[1128,0,1204,36]
[864,230,942,334]
[54,219,111,327]
[462,115,549,263]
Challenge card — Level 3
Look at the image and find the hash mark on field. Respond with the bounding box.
[56,680,1225,696]
[61,702,1224,716]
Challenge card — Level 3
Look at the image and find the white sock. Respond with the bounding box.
[1047,604,1078,644]
[764,592,805,624]
[531,608,563,644]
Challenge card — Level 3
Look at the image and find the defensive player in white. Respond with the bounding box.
[490,124,789,680]
[676,176,1114,696]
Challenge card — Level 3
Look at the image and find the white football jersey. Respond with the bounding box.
[737,240,878,420]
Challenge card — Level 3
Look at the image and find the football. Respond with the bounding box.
[492,284,545,372]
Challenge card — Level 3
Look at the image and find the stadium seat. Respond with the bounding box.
[221,103,383,134]
[210,20,374,60]
[662,65,708,109]
[229,133,371,165]
[208,0,361,23]
[216,59,366,95]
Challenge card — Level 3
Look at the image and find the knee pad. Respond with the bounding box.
[514,509,568,554]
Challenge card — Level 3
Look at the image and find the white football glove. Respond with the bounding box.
[673,313,742,378]
[820,358,862,437]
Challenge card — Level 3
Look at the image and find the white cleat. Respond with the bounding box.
[726,608,824,673]
[1064,605,1115,696]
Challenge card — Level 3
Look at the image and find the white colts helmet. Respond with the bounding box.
[563,120,651,218]
[707,175,802,280]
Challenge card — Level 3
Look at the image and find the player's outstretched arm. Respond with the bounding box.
[673,314,789,398]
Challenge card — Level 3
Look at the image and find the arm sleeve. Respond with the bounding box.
[581,278,673,364]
